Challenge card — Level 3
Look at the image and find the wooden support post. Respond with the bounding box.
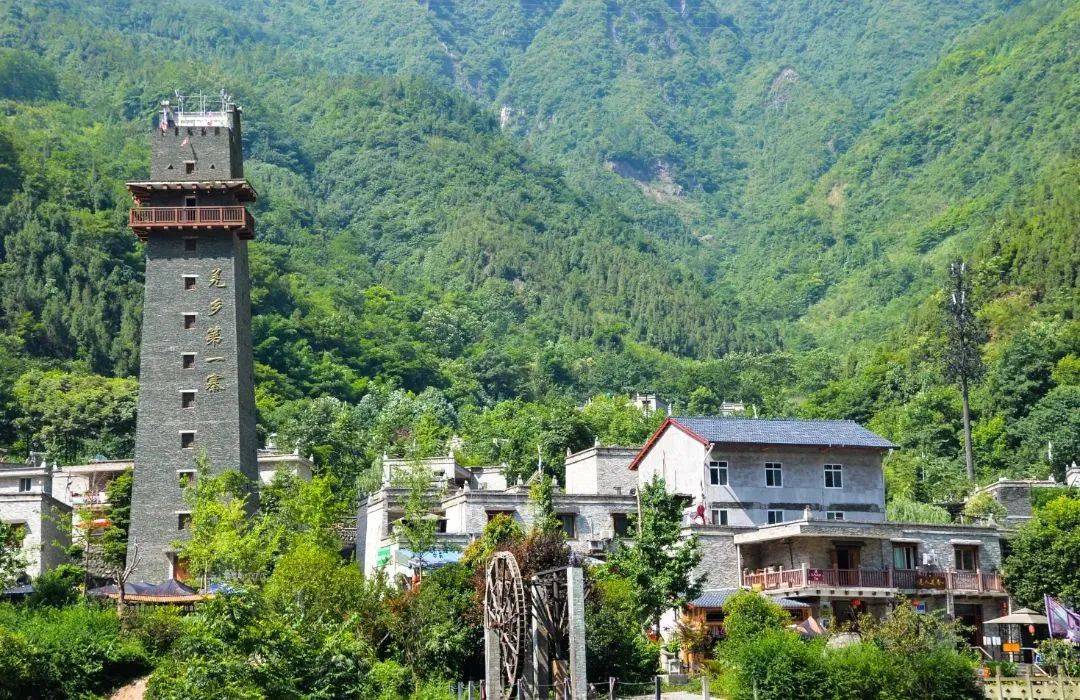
[654,675,661,700]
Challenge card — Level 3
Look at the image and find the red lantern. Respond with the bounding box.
[852,599,862,608]
[1028,624,1036,634]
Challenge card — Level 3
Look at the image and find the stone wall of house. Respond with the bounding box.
[0,495,71,579]
[694,530,741,588]
[565,447,638,496]
[151,108,243,181]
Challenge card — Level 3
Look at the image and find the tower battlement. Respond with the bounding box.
[152,91,244,182]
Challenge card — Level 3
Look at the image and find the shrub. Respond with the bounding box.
[719,590,790,647]
[822,642,900,699]
[28,564,84,608]
[125,605,185,657]
[586,572,658,682]
[1037,638,1080,676]
[718,630,828,700]
[0,627,46,700]
[0,603,150,699]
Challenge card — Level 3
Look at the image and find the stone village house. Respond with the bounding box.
[0,444,312,584]
[357,416,1020,654]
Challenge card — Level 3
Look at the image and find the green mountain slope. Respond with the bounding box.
[0,0,1075,493]
[736,0,1078,348]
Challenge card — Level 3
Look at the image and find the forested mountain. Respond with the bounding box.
[0,0,1075,499]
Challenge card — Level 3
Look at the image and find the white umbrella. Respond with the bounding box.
[984,608,1048,625]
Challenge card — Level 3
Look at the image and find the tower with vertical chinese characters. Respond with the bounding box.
[125,93,258,582]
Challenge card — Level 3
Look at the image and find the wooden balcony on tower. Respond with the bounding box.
[129,206,254,240]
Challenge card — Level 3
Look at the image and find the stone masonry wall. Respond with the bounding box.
[129,228,257,582]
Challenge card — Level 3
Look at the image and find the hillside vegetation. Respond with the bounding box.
[0,0,1075,501]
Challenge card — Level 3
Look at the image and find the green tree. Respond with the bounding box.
[101,469,132,571]
[581,394,663,446]
[944,260,985,480]
[12,370,137,464]
[528,471,562,537]
[393,459,439,575]
[719,590,790,647]
[1003,493,1080,607]
[585,569,658,682]
[962,491,1007,523]
[609,475,702,635]
[179,459,274,586]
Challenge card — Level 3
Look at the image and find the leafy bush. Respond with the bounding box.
[0,603,150,699]
[719,590,790,647]
[125,605,185,657]
[0,626,45,700]
[147,588,379,700]
[886,496,953,524]
[718,630,828,700]
[1037,638,1080,677]
[586,572,658,683]
[28,564,84,608]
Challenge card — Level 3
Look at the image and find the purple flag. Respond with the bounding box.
[1044,595,1080,643]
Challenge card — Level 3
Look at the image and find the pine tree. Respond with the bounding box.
[945,260,985,481]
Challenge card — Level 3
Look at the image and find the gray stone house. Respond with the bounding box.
[633,416,1010,646]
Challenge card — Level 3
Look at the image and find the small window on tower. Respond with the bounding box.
[183,275,197,291]
[178,470,196,488]
[184,161,195,174]
[180,431,196,449]
[182,353,196,369]
[181,391,196,409]
[178,513,192,530]
[183,313,196,330]
[184,238,197,254]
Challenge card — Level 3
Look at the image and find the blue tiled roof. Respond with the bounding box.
[688,588,810,610]
[674,416,895,449]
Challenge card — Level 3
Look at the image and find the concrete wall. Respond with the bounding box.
[564,447,638,496]
[636,426,706,497]
[634,425,886,526]
[0,494,71,579]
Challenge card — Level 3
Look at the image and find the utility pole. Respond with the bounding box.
[945,260,984,481]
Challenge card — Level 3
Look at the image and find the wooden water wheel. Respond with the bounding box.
[484,551,526,697]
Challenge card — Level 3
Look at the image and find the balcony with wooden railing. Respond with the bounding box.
[742,566,1004,593]
[129,206,254,239]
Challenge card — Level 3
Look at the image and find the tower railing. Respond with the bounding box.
[129,206,254,238]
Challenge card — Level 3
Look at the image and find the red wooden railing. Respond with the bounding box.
[743,567,1005,593]
[129,206,252,229]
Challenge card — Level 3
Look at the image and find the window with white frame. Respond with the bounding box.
[711,509,728,526]
[824,464,843,489]
[709,460,728,486]
[767,509,784,524]
[765,462,782,487]
[826,511,845,521]
[18,477,32,493]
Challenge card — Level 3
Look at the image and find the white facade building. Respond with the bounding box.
[357,448,639,578]
[0,455,72,582]
[632,416,1010,643]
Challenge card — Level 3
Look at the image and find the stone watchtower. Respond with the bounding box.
[125,94,258,582]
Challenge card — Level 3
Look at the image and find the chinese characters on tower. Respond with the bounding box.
[205,267,226,393]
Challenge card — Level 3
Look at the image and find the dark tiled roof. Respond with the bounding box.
[674,416,895,449]
[688,588,810,610]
